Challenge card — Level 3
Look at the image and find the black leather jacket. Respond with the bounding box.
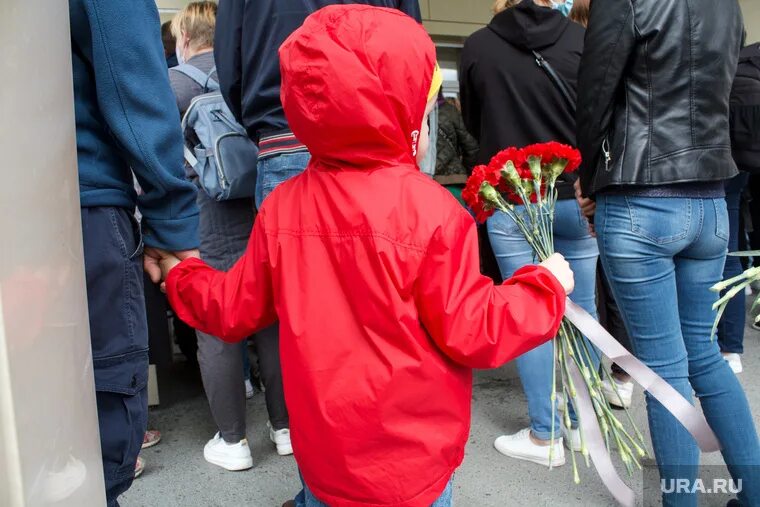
[576,0,744,196]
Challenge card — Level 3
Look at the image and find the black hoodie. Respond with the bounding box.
[460,0,585,199]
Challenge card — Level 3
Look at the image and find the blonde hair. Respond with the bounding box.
[492,0,553,15]
[492,0,520,14]
[171,1,217,51]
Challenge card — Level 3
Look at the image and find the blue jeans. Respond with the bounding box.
[596,195,760,507]
[718,173,749,353]
[255,151,312,209]
[487,199,600,439]
[294,477,454,507]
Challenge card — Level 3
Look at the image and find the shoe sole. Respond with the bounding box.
[204,451,253,471]
[494,445,565,468]
[603,392,632,410]
[141,437,161,450]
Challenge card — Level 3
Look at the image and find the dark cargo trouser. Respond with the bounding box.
[82,207,148,507]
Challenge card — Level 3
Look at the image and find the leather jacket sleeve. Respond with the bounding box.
[576,0,637,196]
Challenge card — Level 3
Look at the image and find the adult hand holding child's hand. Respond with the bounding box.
[144,248,199,289]
[540,253,574,295]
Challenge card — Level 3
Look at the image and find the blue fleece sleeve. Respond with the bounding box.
[83,0,199,251]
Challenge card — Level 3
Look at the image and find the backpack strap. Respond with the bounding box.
[533,50,576,114]
[173,63,219,92]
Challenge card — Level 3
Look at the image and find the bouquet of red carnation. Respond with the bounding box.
[463,142,648,483]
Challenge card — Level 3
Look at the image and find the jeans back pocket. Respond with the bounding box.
[626,196,692,244]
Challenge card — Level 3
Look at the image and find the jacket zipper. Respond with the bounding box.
[602,136,612,172]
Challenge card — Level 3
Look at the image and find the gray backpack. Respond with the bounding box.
[175,64,258,201]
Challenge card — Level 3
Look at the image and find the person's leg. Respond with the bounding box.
[596,195,698,507]
[718,173,749,355]
[256,323,289,429]
[487,209,558,442]
[82,207,148,506]
[677,198,760,505]
[195,193,255,444]
[551,199,600,428]
[196,331,247,442]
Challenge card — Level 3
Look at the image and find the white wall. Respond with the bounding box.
[0,1,105,506]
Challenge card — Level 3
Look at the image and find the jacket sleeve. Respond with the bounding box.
[397,0,422,22]
[576,0,636,196]
[414,207,566,369]
[459,42,481,144]
[455,110,479,170]
[80,0,199,251]
[165,212,276,342]
[215,0,244,124]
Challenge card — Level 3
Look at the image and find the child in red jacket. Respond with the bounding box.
[154,5,573,507]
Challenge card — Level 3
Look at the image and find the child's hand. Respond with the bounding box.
[541,253,575,295]
[144,247,187,287]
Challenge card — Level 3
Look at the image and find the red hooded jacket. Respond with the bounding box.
[167,6,566,506]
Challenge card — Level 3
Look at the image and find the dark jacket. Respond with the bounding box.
[730,43,760,173]
[435,101,479,183]
[214,0,421,143]
[460,0,585,199]
[576,0,744,196]
[69,0,199,251]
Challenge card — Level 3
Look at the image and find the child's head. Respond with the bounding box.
[279,5,440,172]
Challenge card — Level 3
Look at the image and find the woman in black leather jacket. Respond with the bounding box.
[576,1,760,505]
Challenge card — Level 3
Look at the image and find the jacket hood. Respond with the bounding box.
[488,0,570,51]
[279,5,436,171]
[740,42,760,70]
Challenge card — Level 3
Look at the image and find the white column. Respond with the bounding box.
[740,0,760,42]
[0,1,106,506]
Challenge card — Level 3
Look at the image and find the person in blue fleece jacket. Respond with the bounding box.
[69,0,199,504]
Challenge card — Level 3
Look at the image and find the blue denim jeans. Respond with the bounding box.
[718,173,749,353]
[294,477,454,507]
[487,199,600,439]
[255,151,312,209]
[596,195,760,507]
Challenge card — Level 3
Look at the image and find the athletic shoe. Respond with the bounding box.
[601,379,634,409]
[203,432,253,471]
[562,425,582,452]
[493,428,565,468]
[268,422,293,456]
[245,379,255,400]
[723,353,743,374]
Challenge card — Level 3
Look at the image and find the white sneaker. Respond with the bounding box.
[203,432,253,471]
[562,425,582,452]
[556,392,567,413]
[601,379,634,409]
[723,353,743,374]
[493,428,565,468]
[268,422,293,456]
[245,379,254,399]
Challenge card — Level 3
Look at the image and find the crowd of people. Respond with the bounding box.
[67,0,760,506]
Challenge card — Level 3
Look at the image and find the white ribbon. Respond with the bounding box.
[563,299,721,505]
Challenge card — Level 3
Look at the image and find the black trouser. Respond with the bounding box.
[82,207,148,506]
[596,260,633,377]
[195,192,289,442]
